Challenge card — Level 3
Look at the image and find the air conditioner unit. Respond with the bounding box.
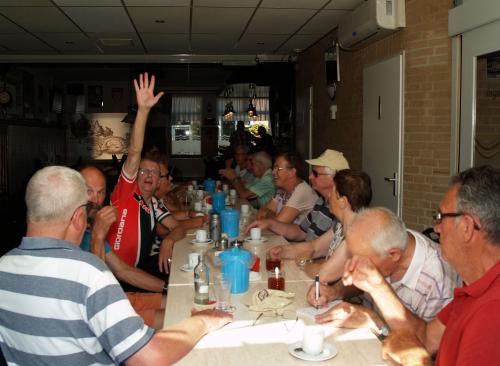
[338,0,405,49]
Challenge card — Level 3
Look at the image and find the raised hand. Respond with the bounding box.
[342,255,386,294]
[133,72,164,111]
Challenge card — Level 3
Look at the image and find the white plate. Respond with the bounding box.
[288,341,337,362]
[244,237,268,244]
[190,239,214,245]
[180,264,194,272]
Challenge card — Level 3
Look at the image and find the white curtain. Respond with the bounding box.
[171,95,203,124]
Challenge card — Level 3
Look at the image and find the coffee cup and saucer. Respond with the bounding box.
[244,227,267,244]
[180,252,200,272]
[190,229,213,245]
[288,326,337,361]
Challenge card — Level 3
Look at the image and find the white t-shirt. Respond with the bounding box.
[273,181,318,224]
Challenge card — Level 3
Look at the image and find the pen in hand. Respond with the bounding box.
[315,274,320,309]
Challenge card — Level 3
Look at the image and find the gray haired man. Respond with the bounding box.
[0,165,231,365]
[311,207,460,340]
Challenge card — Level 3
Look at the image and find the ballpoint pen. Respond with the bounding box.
[315,274,320,309]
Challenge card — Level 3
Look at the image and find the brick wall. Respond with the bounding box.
[296,0,453,230]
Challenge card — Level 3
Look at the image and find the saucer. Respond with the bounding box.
[244,237,267,244]
[190,239,214,245]
[180,264,194,272]
[288,341,337,362]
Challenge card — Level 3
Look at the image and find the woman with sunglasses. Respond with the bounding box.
[256,152,318,224]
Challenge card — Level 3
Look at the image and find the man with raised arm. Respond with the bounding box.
[106,73,185,276]
[0,165,232,365]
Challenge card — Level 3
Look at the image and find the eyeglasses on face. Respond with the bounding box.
[272,166,291,172]
[433,210,481,230]
[139,168,160,177]
[160,172,170,179]
[311,169,333,178]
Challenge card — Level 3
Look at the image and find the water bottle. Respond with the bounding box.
[194,254,210,305]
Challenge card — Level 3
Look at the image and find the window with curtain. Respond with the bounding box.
[171,95,202,155]
[217,84,270,146]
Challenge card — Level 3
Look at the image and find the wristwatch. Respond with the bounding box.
[162,281,168,295]
[375,324,390,341]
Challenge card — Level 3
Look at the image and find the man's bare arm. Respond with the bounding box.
[106,251,164,293]
[123,73,164,178]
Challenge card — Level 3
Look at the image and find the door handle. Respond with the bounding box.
[384,172,398,197]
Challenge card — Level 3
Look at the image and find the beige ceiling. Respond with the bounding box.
[0,0,362,63]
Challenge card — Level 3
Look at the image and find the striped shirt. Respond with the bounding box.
[363,230,461,321]
[0,237,154,366]
[299,196,338,241]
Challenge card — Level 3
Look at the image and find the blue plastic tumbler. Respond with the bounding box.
[212,191,226,213]
[221,208,240,239]
[204,178,216,193]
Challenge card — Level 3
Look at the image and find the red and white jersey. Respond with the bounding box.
[106,168,170,267]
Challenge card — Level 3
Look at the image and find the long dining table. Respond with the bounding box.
[163,208,388,365]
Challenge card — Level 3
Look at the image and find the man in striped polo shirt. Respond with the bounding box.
[0,166,232,365]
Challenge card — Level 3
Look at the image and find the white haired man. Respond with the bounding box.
[247,149,349,241]
[220,150,275,208]
[311,207,460,341]
[0,165,231,365]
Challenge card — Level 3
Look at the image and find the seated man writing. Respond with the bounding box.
[310,207,460,341]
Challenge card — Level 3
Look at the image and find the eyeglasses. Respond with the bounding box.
[433,210,481,230]
[160,172,170,179]
[272,166,291,172]
[311,169,333,178]
[139,168,160,177]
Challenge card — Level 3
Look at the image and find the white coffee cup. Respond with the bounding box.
[250,227,261,241]
[187,184,194,192]
[230,188,237,197]
[195,229,207,243]
[302,326,325,355]
[241,204,250,215]
[196,189,204,200]
[194,201,202,212]
[188,252,199,268]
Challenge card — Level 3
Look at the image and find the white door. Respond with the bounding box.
[362,54,404,215]
[459,20,500,170]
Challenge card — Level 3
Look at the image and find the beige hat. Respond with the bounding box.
[306,149,349,171]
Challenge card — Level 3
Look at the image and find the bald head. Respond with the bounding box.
[80,166,106,206]
[348,207,408,256]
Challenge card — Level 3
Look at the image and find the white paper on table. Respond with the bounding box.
[295,300,342,321]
